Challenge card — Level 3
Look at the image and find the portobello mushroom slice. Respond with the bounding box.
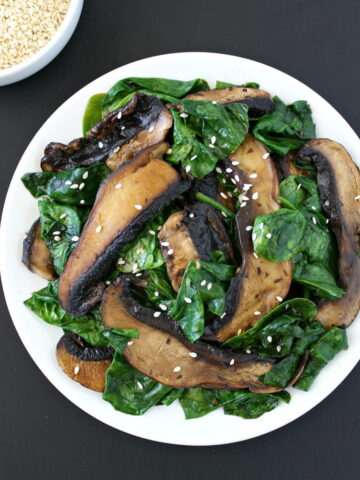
[58,142,190,316]
[274,151,311,181]
[101,276,278,392]
[56,333,113,392]
[187,171,236,211]
[158,203,235,291]
[22,218,56,281]
[207,135,292,342]
[186,86,275,118]
[298,139,360,328]
[41,93,172,172]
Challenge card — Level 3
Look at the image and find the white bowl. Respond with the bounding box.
[0,0,83,86]
[1,52,359,446]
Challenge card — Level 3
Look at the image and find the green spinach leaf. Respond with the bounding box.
[215,81,260,89]
[82,93,106,135]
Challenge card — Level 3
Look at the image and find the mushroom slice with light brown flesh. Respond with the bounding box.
[22,218,57,281]
[101,276,278,393]
[58,142,190,317]
[186,86,275,118]
[206,135,292,342]
[158,203,235,291]
[297,138,360,328]
[41,93,173,172]
[56,333,113,392]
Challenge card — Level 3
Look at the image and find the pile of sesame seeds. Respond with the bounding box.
[0,0,71,70]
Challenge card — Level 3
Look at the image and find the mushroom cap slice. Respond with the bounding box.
[58,142,190,316]
[41,93,172,172]
[101,276,276,392]
[56,333,113,392]
[186,86,275,118]
[298,138,360,328]
[208,135,292,342]
[22,218,57,281]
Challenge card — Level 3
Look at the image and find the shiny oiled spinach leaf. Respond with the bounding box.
[215,80,260,89]
[22,163,110,207]
[82,93,106,135]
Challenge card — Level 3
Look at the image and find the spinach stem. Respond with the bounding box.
[195,192,235,217]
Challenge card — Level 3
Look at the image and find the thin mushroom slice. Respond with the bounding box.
[101,276,277,392]
[207,135,292,342]
[298,138,360,328]
[186,86,275,118]
[22,218,57,281]
[56,333,113,392]
[41,93,172,172]
[58,142,190,316]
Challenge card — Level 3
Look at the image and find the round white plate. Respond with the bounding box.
[1,52,359,446]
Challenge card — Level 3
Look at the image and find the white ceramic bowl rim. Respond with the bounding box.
[1,52,359,446]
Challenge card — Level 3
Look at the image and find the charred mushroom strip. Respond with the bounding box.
[22,218,57,281]
[56,333,113,392]
[101,276,277,392]
[186,86,275,118]
[208,135,292,342]
[158,203,235,291]
[298,139,360,328]
[41,93,173,172]
[274,151,311,181]
[188,172,236,211]
[58,142,190,316]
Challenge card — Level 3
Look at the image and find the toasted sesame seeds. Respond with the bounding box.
[158,226,162,231]
[297,183,302,190]
[127,341,134,346]
[189,213,194,218]
[231,178,237,185]
[54,236,61,241]
[74,366,80,375]
[65,180,72,185]
[324,200,330,206]
[154,291,159,297]
[209,144,215,149]
[184,297,192,304]
[196,260,201,269]
[266,233,272,239]
[312,216,317,225]
[237,328,242,335]
[79,183,85,190]
[253,252,259,259]
[267,336,273,343]
[276,345,282,352]
[159,304,167,311]
[98,141,104,148]
[190,155,198,161]
[132,263,138,272]
[254,311,261,315]
[180,113,188,118]
[285,304,290,310]
[71,236,79,242]
[220,313,226,318]
[326,219,329,224]
[60,213,67,219]
[168,249,174,255]
[117,258,125,265]
[52,231,60,235]
[221,211,228,218]
[166,148,173,154]
[161,241,169,247]
[80,199,85,205]
[136,381,144,390]
[215,167,222,174]
[189,352,198,358]
[211,136,216,144]
[235,174,240,182]
[240,202,247,208]
[252,192,259,200]
[173,366,181,373]
[70,183,79,189]
[311,206,316,211]
[252,233,257,240]
[207,282,212,290]
[263,152,270,159]
[105,280,111,285]
[243,183,252,191]
[115,183,122,189]
[249,173,258,179]
[185,165,191,173]
[246,349,251,354]
[230,358,235,366]
[246,226,253,231]
[117,111,122,119]
[220,192,228,199]
[82,171,89,180]
[200,280,207,287]
[154,311,161,317]
[113,146,120,154]
[121,126,125,130]
[134,204,142,210]
[226,168,233,173]
[149,230,156,235]
[212,100,217,104]
[259,222,264,230]
[276,296,283,302]
[232,161,240,165]
[355,195,360,200]
[148,125,155,133]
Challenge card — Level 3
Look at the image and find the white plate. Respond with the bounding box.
[1,52,359,446]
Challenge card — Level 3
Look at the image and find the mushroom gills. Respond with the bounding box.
[101,276,278,392]
[22,218,57,281]
[56,332,113,392]
[41,93,173,172]
[297,138,360,328]
[58,142,190,317]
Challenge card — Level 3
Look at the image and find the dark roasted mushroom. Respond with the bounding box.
[56,333,113,392]
[297,138,360,328]
[159,203,235,291]
[207,135,292,342]
[41,93,173,172]
[187,171,236,211]
[22,218,56,281]
[58,142,190,316]
[101,276,278,392]
[186,86,275,118]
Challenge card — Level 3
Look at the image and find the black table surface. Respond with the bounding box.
[1,1,359,479]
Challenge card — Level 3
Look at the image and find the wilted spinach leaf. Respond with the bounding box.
[82,93,106,135]
[22,163,110,207]
[161,388,185,406]
[253,96,316,155]
[38,198,82,275]
[216,80,260,89]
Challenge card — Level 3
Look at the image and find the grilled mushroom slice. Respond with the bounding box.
[41,93,173,172]
[56,333,113,392]
[158,203,235,291]
[101,276,278,392]
[207,135,292,342]
[22,218,56,281]
[274,151,311,181]
[187,171,236,211]
[58,142,190,316]
[298,139,360,328]
[186,86,275,118]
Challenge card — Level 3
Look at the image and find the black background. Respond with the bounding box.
[1,1,359,479]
